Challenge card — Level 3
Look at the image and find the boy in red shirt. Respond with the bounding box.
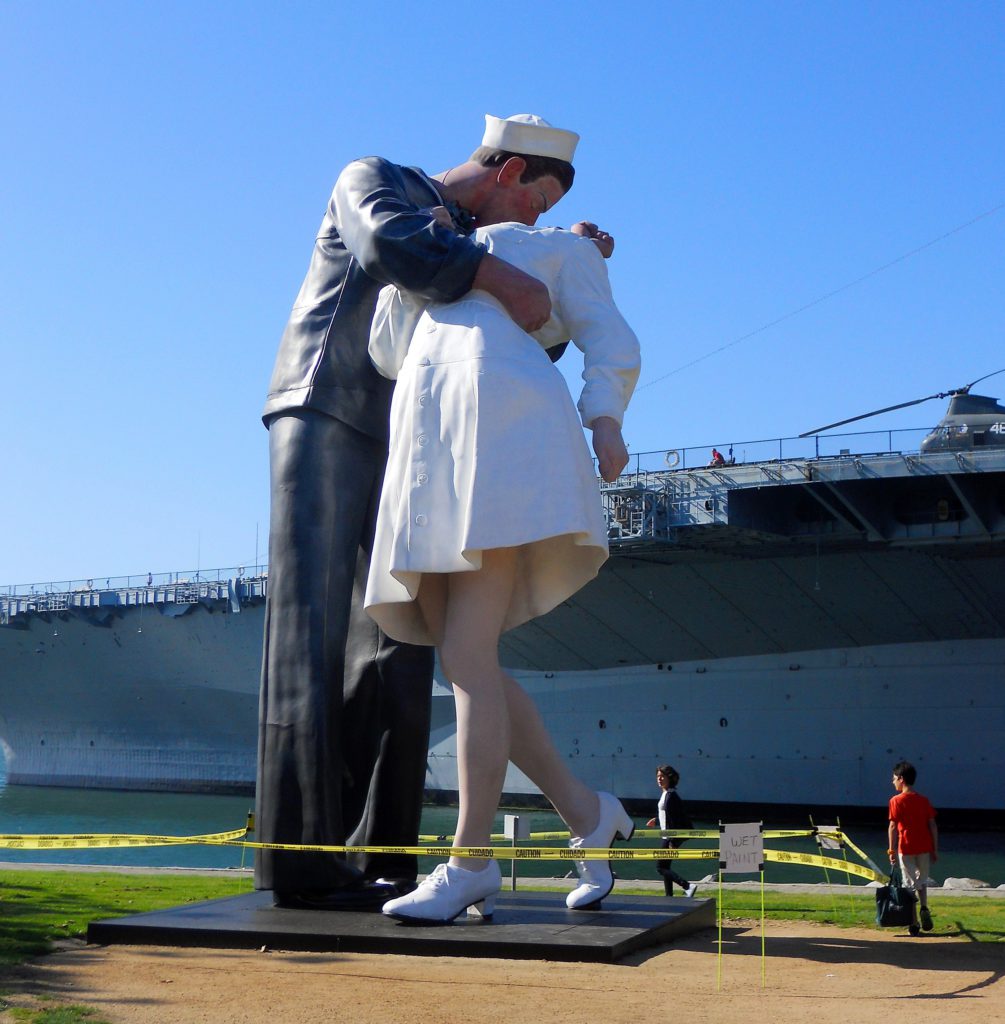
[888,760,939,933]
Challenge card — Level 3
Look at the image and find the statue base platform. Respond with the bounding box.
[88,889,715,963]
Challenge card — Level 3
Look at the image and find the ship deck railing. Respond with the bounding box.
[599,425,925,543]
[1,566,268,624]
[612,424,935,476]
[8,423,1005,619]
[600,424,1005,546]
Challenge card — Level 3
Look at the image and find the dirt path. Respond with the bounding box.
[4,920,1003,1024]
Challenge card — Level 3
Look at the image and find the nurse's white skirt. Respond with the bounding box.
[363,296,609,646]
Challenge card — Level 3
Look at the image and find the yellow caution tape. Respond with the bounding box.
[221,842,723,859]
[0,828,247,851]
[764,849,883,882]
[0,826,883,881]
[838,832,878,867]
[479,828,829,843]
[630,829,721,840]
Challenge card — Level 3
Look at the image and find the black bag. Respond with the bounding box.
[875,868,916,927]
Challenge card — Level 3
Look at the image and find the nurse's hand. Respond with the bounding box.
[428,205,456,230]
[591,417,629,482]
[473,253,552,333]
[571,221,615,258]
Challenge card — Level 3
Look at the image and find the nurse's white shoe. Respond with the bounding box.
[566,792,635,910]
[382,860,501,924]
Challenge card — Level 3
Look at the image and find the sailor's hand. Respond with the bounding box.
[473,253,551,333]
[571,221,615,258]
[591,416,629,482]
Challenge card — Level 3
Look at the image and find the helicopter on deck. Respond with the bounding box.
[801,371,1005,454]
[918,391,1005,453]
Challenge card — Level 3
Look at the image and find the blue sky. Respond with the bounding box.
[2,2,1002,586]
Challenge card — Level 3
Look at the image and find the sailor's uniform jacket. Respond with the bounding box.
[263,157,485,440]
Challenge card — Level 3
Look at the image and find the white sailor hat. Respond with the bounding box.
[481,113,579,163]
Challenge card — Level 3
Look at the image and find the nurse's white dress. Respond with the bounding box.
[364,222,640,646]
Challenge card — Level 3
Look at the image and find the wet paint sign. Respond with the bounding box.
[719,822,764,874]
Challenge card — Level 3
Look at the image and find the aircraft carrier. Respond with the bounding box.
[3,426,1003,816]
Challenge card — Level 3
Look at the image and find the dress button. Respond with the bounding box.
[415,514,427,526]
[417,434,428,446]
[417,473,428,484]
[418,395,428,407]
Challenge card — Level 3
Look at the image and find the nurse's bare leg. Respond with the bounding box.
[425,560,600,844]
[436,548,517,872]
[415,573,447,648]
[502,658,630,911]
[502,676,599,837]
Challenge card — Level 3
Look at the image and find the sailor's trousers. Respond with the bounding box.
[254,409,433,892]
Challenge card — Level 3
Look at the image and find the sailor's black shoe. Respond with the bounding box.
[273,880,397,912]
[372,877,418,897]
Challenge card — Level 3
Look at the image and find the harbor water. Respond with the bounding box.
[0,780,1001,887]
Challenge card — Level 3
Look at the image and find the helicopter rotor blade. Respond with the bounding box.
[801,369,1005,438]
[799,394,946,437]
[962,367,1005,392]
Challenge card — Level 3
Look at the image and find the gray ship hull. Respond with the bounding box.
[0,592,263,794]
[1,595,1001,813]
[3,444,1004,813]
[431,639,1004,813]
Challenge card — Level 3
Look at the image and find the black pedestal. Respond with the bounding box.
[88,890,715,963]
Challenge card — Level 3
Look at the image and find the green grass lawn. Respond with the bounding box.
[0,870,1002,971]
[617,884,1005,941]
[1,1007,112,1024]
[0,871,255,967]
